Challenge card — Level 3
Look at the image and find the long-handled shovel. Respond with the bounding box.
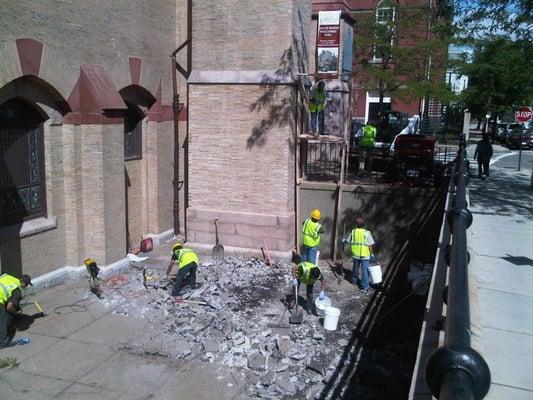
[212,219,224,259]
[289,283,303,324]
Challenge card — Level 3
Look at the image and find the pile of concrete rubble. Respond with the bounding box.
[100,256,358,399]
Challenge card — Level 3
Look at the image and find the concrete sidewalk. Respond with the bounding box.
[0,279,252,400]
[468,163,533,399]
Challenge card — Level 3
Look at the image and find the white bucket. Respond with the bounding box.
[323,306,340,331]
[314,295,331,318]
[369,264,382,284]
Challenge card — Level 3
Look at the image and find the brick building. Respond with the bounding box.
[347,0,447,124]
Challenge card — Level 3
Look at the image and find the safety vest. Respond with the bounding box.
[299,262,320,285]
[351,228,371,258]
[0,274,21,305]
[360,125,376,148]
[302,218,321,247]
[174,248,198,269]
[309,88,326,113]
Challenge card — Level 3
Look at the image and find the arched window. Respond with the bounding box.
[0,98,47,226]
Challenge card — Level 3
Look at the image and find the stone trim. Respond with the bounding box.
[0,216,57,240]
[188,70,298,85]
[186,207,295,252]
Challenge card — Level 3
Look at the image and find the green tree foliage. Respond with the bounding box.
[459,38,533,119]
[454,0,532,41]
[354,1,453,112]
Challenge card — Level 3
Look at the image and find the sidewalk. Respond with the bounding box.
[468,163,533,399]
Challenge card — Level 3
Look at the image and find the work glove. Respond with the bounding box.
[342,238,348,245]
[292,278,298,287]
[369,255,376,264]
[319,291,325,300]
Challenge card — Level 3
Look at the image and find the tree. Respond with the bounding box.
[459,37,533,131]
[354,0,453,116]
[454,0,532,42]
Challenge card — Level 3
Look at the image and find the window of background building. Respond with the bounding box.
[124,102,144,161]
[0,98,47,226]
[373,0,396,61]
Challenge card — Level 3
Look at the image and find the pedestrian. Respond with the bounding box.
[359,121,376,172]
[474,133,493,179]
[343,217,375,292]
[0,273,32,347]
[166,243,199,297]
[301,209,324,264]
[308,81,328,135]
[291,255,325,314]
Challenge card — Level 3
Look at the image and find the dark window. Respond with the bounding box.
[124,102,144,161]
[0,98,47,226]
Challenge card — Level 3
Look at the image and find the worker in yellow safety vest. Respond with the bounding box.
[166,243,199,297]
[291,255,325,314]
[342,217,375,292]
[308,81,328,134]
[0,273,32,347]
[301,209,324,264]
[359,122,376,172]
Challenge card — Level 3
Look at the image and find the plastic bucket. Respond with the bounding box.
[369,264,382,284]
[323,306,340,331]
[314,295,331,318]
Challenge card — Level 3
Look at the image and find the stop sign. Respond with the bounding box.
[515,106,533,123]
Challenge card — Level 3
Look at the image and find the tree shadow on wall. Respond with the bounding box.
[247,8,309,149]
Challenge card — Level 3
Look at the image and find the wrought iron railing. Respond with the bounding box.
[425,136,491,400]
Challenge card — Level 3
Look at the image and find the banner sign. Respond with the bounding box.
[317,11,341,74]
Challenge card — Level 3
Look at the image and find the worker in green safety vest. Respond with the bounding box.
[342,217,375,292]
[359,122,377,172]
[291,255,325,314]
[301,209,324,264]
[166,242,199,297]
[308,81,328,135]
[0,273,32,347]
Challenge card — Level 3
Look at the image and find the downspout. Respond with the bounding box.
[171,56,180,236]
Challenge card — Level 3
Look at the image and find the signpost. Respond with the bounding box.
[514,106,532,171]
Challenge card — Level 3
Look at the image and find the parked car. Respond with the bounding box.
[502,123,525,146]
[507,127,532,149]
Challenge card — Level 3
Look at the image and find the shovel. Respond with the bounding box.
[289,283,303,324]
[212,219,224,259]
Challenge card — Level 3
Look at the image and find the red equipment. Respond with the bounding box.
[393,135,439,184]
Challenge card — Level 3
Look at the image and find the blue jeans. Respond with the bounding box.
[310,111,324,134]
[171,262,197,296]
[352,258,370,289]
[302,245,318,264]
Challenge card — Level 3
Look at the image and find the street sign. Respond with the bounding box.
[515,106,532,123]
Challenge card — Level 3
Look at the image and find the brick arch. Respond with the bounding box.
[119,84,157,109]
[0,38,74,110]
[0,75,71,117]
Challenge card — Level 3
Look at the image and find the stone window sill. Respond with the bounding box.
[0,216,57,239]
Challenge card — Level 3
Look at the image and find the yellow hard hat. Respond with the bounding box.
[84,258,95,266]
[172,242,183,251]
[311,209,321,220]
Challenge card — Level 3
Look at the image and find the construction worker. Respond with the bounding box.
[343,217,375,292]
[301,209,324,264]
[291,255,325,314]
[0,273,32,347]
[308,81,328,135]
[166,243,199,297]
[359,121,377,172]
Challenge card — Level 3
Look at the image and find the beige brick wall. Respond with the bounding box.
[0,0,176,103]
[192,0,295,71]
[0,1,178,276]
[189,84,295,214]
[125,159,144,247]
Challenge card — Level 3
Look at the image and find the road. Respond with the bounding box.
[467,142,533,173]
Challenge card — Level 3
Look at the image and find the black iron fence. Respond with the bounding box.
[300,137,344,182]
[425,136,491,400]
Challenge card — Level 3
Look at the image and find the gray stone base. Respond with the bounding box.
[186,207,295,253]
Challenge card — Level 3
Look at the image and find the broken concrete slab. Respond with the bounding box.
[248,352,267,370]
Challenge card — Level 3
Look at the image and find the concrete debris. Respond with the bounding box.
[97,255,363,399]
